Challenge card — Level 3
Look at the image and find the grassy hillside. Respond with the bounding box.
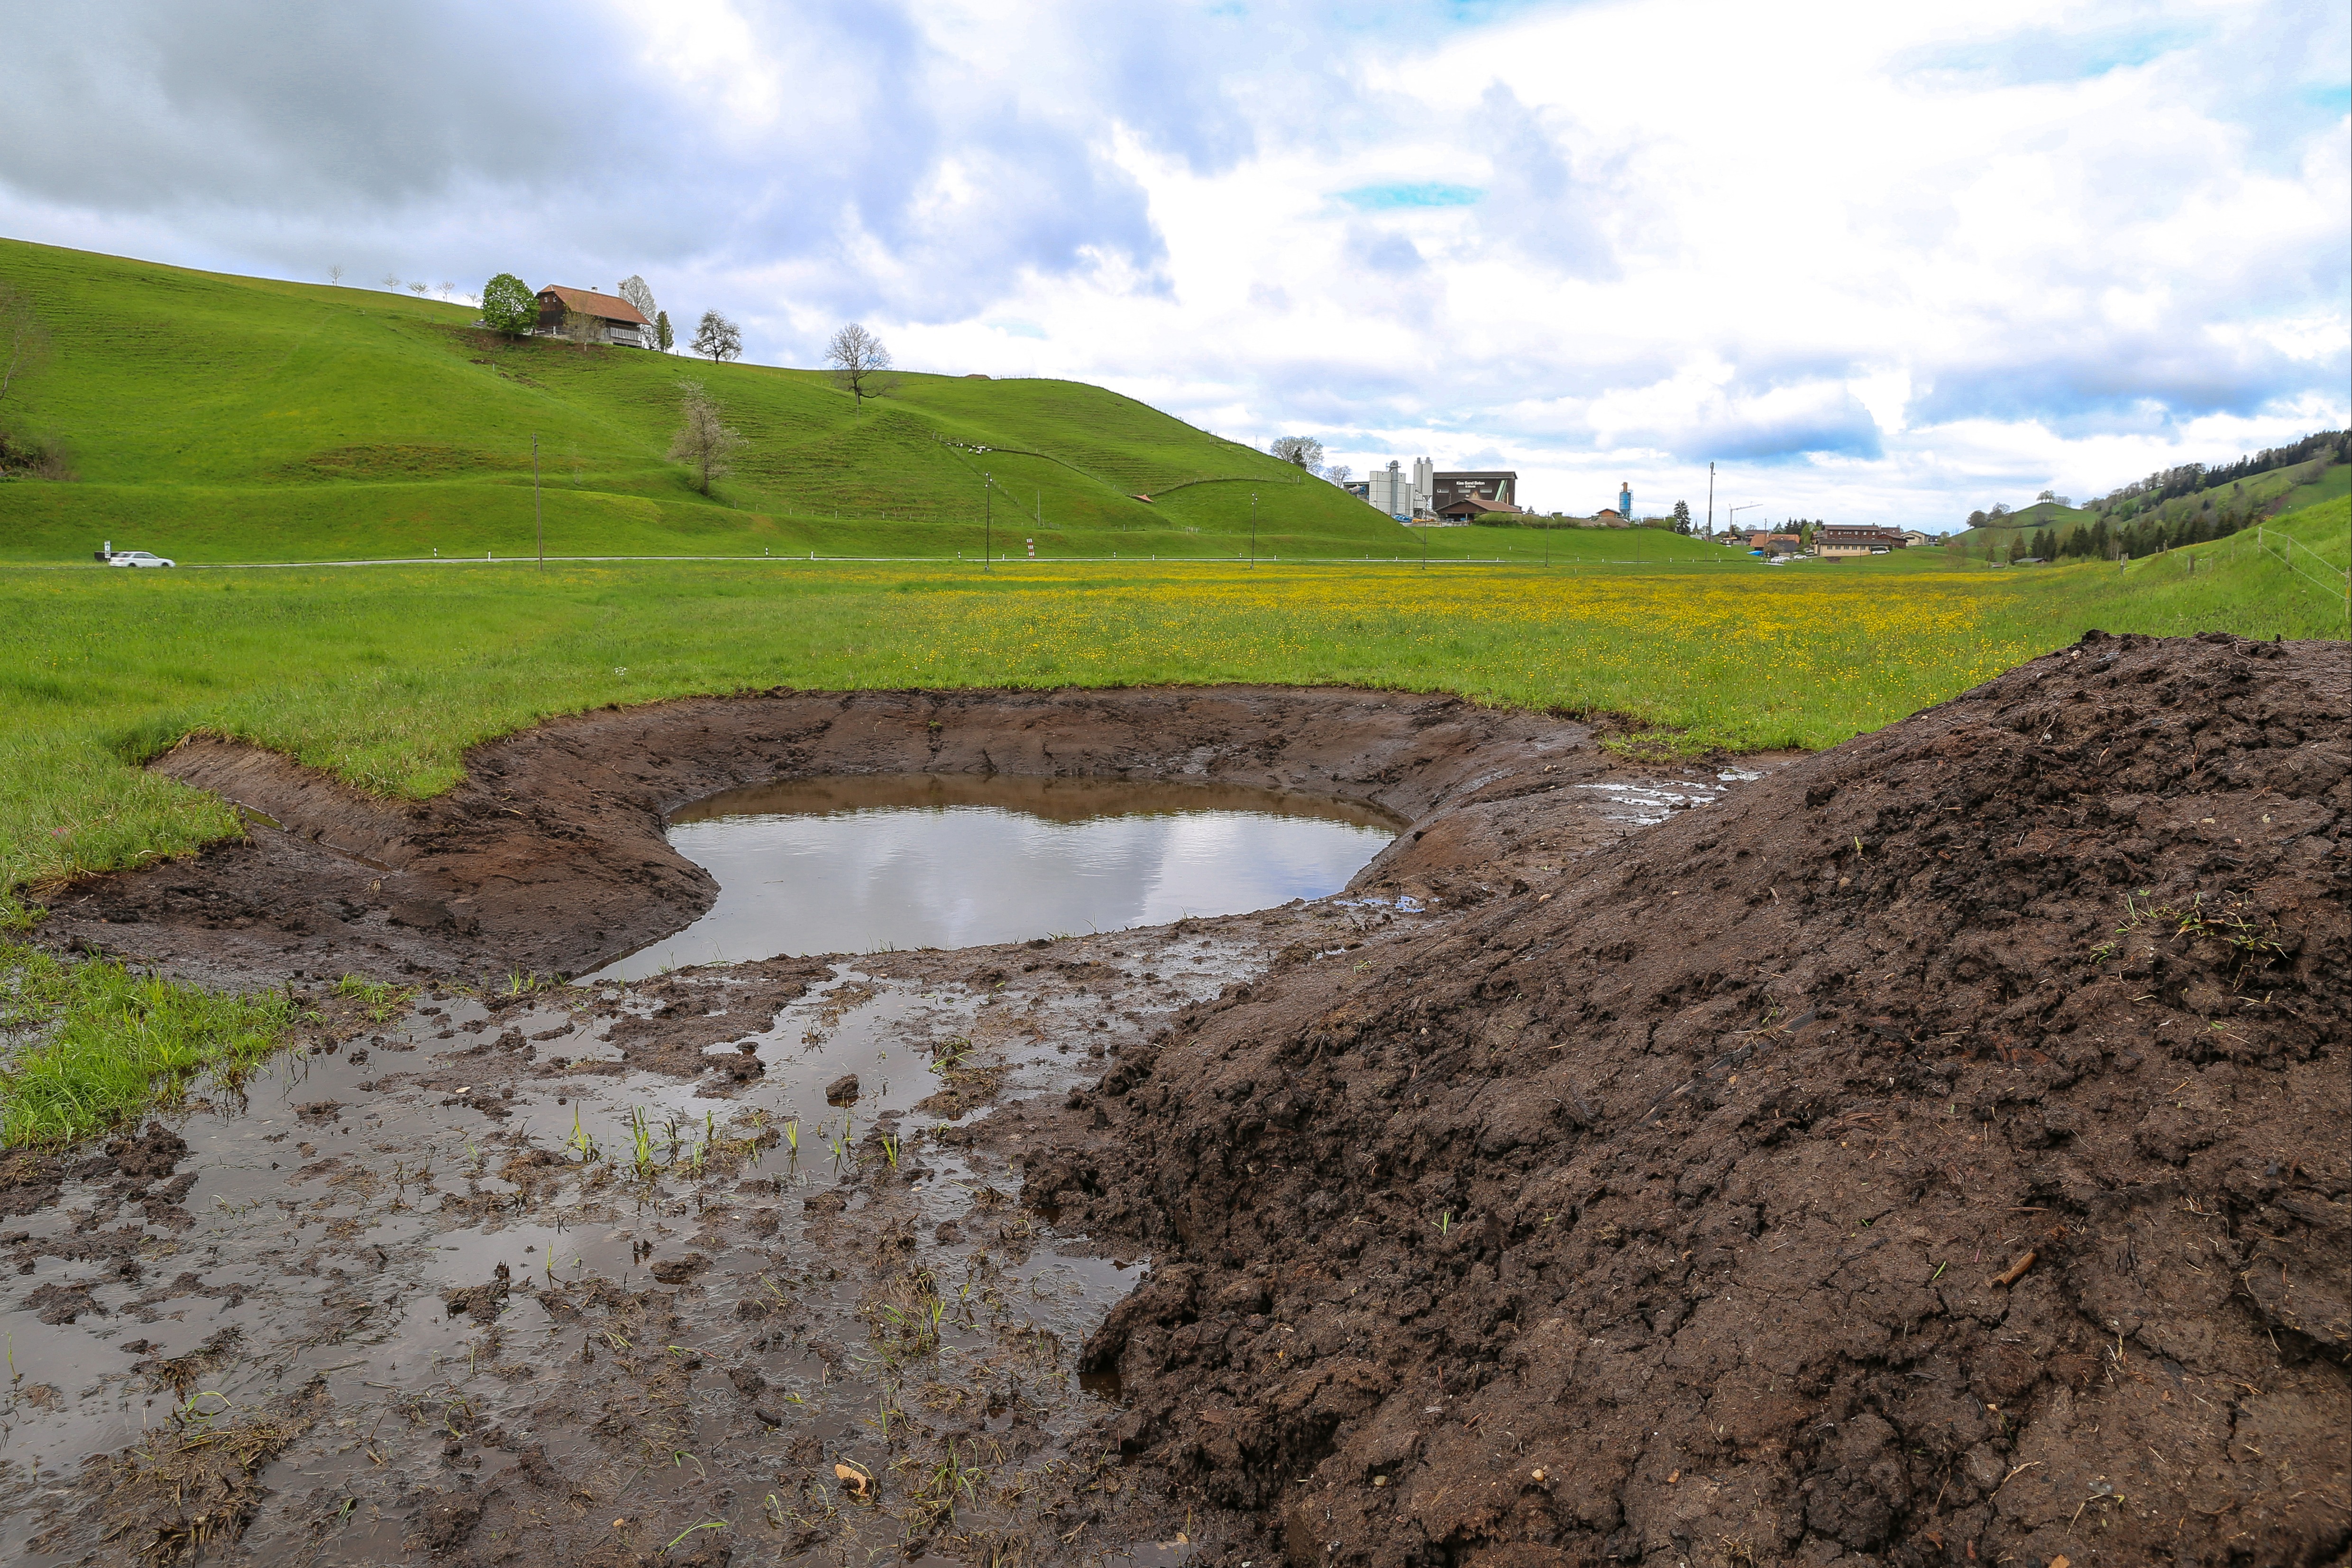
[0,237,1468,563]
[2007,492,2349,639]
[1957,498,2094,545]
[1957,456,2347,554]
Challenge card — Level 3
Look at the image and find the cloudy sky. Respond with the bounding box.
[2,0,2344,527]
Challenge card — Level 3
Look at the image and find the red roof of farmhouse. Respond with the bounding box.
[535,285,649,326]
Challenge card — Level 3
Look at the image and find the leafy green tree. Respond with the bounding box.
[480,273,536,336]
[1671,499,1692,533]
[654,310,674,352]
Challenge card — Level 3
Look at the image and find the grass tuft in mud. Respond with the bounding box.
[0,940,297,1145]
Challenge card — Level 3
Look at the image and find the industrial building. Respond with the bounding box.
[1358,458,1519,522]
[1432,471,1519,513]
[1364,458,1434,519]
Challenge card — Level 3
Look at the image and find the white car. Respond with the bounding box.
[104,550,175,568]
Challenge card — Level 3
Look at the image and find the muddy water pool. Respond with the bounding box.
[598,774,1400,980]
[0,914,1304,1565]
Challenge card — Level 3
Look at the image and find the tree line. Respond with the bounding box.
[1961,428,2347,530]
[2007,488,2292,563]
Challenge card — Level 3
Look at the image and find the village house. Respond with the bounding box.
[1437,493,1525,523]
[533,285,652,348]
[1816,524,1910,557]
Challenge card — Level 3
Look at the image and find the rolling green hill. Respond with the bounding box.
[1957,455,2348,556]
[1958,498,2095,543]
[0,237,1540,564]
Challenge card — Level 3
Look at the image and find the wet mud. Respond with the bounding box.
[9,684,1765,1564]
[9,639,2342,1566]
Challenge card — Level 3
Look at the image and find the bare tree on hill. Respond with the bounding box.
[692,310,742,363]
[1324,462,1354,486]
[668,380,745,495]
[329,264,345,285]
[617,275,658,326]
[0,283,52,408]
[1270,435,1324,472]
[824,323,895,413]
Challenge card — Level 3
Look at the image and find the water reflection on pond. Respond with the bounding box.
[596,773,1401,979]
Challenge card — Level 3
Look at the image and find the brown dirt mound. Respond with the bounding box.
[1019,632,2350,1566]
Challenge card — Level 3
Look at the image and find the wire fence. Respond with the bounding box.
[2254,523,2351,620]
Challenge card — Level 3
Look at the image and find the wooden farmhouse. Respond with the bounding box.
[534,285,652,348]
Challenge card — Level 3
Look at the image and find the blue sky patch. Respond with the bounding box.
[1339,182,1483,211]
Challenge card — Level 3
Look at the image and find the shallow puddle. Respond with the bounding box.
[0,922,1291,1565]
[596,774,1400,980]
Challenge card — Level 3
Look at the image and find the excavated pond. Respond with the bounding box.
[10,683,1860,1564]
[598,776,1401,981]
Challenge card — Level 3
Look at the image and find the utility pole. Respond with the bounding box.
[1250,493,1258,567]
[1706,461,1715,537]
[533,434,543,564]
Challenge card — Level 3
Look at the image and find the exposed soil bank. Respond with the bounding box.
[44,687,1637,986]
[1008,633,2351,1566]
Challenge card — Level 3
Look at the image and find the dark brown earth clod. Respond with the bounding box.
[1019,633,2350,1568]
[649,1252,710,1284]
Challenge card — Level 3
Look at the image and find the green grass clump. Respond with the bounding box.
[0,941,296,1146]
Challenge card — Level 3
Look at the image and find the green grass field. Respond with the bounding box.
[1,486,2340,903]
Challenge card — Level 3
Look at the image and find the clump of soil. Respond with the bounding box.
[44,1388,316,1564]
[105,1121,187,1182]
[1021,633,2350,1566]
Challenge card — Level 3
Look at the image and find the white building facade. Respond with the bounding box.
[1366,458,1435,519]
